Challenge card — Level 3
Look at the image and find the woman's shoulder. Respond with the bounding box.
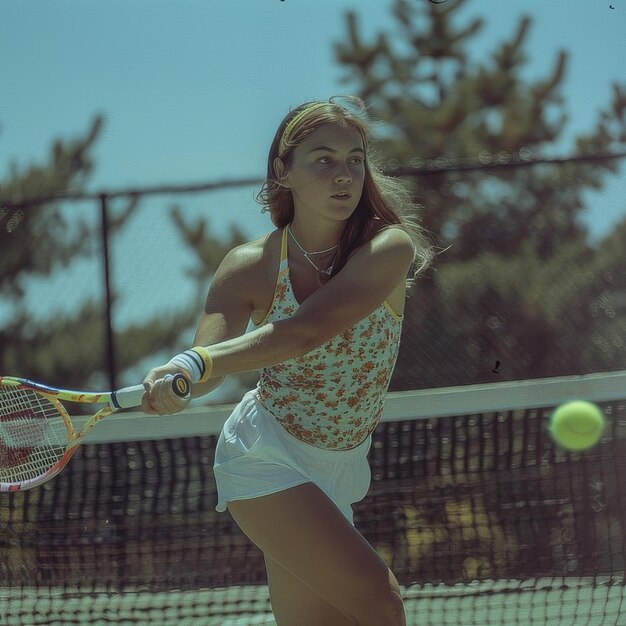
[234,228,281,262]
[223,228,282,286]
[347,219,412,262]
[368,217,408,238]
[226,229,283,322]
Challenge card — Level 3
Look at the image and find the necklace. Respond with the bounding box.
[287,225,338,276]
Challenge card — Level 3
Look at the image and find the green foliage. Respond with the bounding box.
[0,117,142,386]
[171,208,248,284]
[0,115,250,391]
[334,0,626,387]
[0,302,195,391]
[1,117,104,297]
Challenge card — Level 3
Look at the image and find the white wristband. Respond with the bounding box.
[167,348,213,384]
[168,351,203,383]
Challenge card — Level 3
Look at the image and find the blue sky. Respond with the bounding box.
[1,0,625,375]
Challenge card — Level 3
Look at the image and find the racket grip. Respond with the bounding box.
[170,373,191,398]
[111,374,190,409]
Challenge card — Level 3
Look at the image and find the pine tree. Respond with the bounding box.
[0,118,249,396]
[334,0,626,388]
[0,117,124,388]
[0,118,190,388]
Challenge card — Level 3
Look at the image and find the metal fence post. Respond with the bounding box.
[99,193,117,390]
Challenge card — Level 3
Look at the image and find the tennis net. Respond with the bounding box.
[1,370,625,625]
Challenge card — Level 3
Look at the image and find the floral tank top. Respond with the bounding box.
[254,227,404,450]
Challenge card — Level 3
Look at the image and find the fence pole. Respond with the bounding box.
[99,193,117,390]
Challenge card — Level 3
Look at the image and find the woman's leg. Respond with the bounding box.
[264,554,355,625]
[227,482,405,626]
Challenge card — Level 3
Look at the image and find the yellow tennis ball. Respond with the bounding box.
[549,400,606,451]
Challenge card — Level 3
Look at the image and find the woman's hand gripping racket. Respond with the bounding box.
[0,374,190,492]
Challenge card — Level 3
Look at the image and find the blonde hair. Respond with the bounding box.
[255,96,437,288]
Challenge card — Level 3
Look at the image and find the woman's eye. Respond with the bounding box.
[318,157,363,165]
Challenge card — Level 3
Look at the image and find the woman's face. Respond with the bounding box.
[276,123,366,226]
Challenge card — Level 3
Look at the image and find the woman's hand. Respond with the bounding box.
[142,365,192,415]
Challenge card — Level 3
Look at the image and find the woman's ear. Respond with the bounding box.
[273,157,291,188]
[274,157,285,180]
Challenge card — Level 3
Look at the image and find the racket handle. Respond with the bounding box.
[111,373,190,409]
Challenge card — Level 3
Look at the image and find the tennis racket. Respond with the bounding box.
[0,374,190,492]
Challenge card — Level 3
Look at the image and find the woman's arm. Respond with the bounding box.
[143,227,415,414]
[204,227,414,378]
[142,242,259,412]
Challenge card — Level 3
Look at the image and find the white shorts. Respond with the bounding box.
[214,389,372,525]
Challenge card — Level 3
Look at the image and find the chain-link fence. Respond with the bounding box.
[1,151,625,399]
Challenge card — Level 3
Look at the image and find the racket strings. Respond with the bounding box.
[0,387,68,483]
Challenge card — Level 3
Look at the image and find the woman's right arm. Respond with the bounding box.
[143,242,263,404]
[187,243,261,399]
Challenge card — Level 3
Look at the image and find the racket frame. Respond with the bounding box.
[0,374,188,491]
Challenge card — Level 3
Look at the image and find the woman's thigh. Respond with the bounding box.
[264,555,355,626]
[227,482,405,625]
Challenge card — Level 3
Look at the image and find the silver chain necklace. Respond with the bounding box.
[287,225,338,277]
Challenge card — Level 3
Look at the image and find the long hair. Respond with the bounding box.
[255,96,437,289]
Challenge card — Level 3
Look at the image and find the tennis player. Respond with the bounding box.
[142,97,434,625]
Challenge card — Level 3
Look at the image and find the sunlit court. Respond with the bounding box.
[1,1,625,625]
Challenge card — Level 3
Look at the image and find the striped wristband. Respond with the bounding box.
[168,347,213,384]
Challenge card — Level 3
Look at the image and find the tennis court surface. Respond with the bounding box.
[2,370,625,625]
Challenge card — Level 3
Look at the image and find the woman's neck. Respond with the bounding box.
[288,220,343,252]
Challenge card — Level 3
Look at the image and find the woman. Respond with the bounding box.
[143,96,434,625]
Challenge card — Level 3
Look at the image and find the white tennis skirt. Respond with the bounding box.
[214,389,372,525]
